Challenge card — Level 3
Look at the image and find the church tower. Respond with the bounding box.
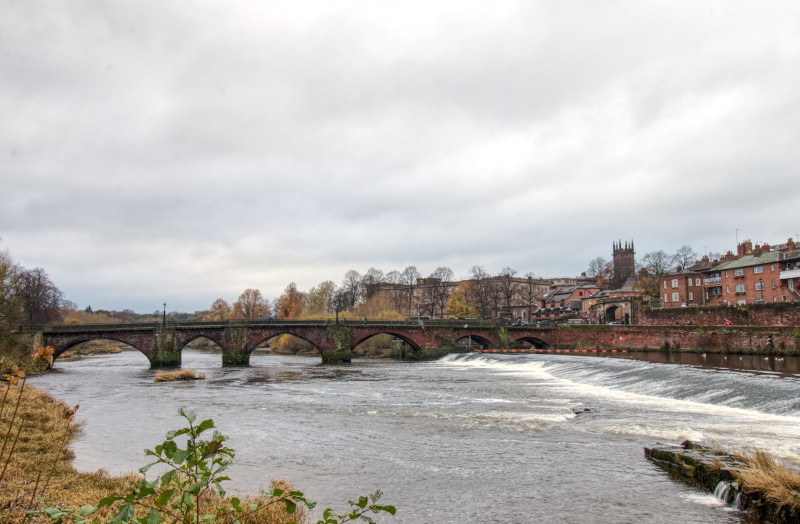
[612,240,635,289]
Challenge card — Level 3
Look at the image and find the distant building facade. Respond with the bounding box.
[659,238,800,307]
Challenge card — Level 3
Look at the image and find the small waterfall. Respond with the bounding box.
[713,480,742,507]
[733,491,745,510]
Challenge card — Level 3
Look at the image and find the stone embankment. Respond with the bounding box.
[645,441,800,523]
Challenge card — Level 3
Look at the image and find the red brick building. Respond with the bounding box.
[659,238,800,308]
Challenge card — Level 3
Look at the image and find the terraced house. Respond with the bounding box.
[660,238,800,307]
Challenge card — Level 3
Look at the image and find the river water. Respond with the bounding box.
[31,350,800,523]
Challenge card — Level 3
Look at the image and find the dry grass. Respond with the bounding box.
[0,384,136,522]
[153,368,206,382]
[735,449,800,511]
[0,384,306,523]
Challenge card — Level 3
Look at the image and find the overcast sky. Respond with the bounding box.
[2,1,799,313]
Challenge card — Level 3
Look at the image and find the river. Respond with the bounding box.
[31,349,800,523]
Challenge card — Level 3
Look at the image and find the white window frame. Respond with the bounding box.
[672,292,679,302]
[753,266,763,274]
[671,279,678,288]
[736,283,746,293]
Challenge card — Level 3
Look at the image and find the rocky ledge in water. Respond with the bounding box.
[645,441,800,523]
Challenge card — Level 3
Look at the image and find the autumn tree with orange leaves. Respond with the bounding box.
[202,298,232,321]
[276,282,305,320]
[230,289,271,320]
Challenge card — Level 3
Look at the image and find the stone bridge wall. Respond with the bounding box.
[554,325,799,354]
[637,302,800,327]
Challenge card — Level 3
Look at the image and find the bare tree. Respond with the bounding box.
[384,270,401,284]
[519,272,545,320]
[635,251,677,298]
[496,267,518,317]
[587,256,608,278]
[420,266,454,318]
[361,267,385,299]
[466,265,494,319]
[15,267,64,325]
[641,250,676,276]
[0,249,22,330]
[399,265,420,316]
[674,245,698,270]
[339,269,364,310]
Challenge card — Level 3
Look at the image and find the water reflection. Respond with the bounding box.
[605,351,800,377]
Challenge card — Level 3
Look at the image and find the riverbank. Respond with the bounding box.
[0,384,303,523]
[0,384,134,521]
[646,441,800,523]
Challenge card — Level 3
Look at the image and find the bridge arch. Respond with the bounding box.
[49,335,151,362]
[176,333,225,352]
[511,336,550,349]
[455,334,493,349]
[251,331,324,356]
[350,331,421,353]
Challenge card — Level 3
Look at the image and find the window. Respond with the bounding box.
[756,298,766,303]
[736,284,746,293]
[696,278,701,286]
[689,292,693,301]
[664,294,668,303]
[734,268,745,276]
[671,279,678,288]
[726,285,730,294]
[663,281,667,289]
[772,280,776,289]
[753,266,763,274]
[687,279,691,287]
[755,281,765,291]
[672,293,679,302]
[771,264,775,271]
[737,299,747,305]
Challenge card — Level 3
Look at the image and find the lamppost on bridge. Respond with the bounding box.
[163,303,166,327]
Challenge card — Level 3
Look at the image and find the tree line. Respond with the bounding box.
[198,265,549,324]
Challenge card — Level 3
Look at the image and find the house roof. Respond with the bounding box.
[712,249,800,271]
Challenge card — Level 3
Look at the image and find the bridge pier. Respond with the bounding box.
[222,350,251,366]
[149,327,181,368]
[320,325,352,364]
[219,326,252,366]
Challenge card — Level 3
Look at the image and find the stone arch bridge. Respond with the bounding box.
[32,320,557,367]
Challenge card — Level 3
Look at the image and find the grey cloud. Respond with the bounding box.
[2,1,799,311]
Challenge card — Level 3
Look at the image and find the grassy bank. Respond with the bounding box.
[0,383,305,523]
[0,384,135,521]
